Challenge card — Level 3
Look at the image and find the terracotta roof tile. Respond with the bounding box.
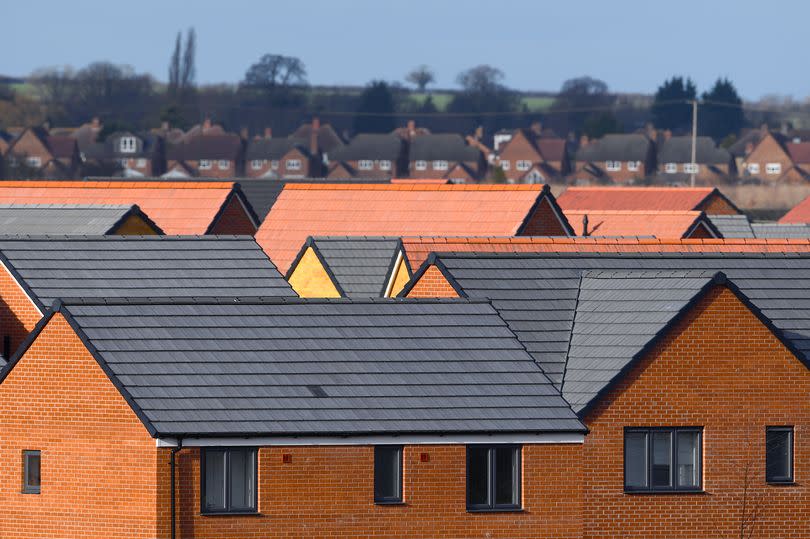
[557,186,719,212]
[0,180,237,234]
[779,194,810,224]
[256,183,550,272]
[564,210,708,238]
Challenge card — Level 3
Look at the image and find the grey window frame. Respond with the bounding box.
[466,444,521,512]
[200,447,258,515]
[624,427,702,493]
[374,445,403,504]
[23,450,40,494]
[765,426,794,484]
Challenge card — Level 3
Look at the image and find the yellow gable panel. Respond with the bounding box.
[113,214,161,235]
[385,255,412,298]
[287,247,342,298]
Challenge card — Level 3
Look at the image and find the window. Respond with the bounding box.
[25,156,42,168]
[683,163,699,174]
[466,445,520,511]
[414,160,427,171]
[358,160,374,170]
[432,160,449,171]
[500,160,510,171]
[118,158,129,168]
[516,160,532,171]
[627,161,640,172]
[606,161,622,172]
[119,136,137,153]
[135,158,147,169]
[766,163,782,175]
[747,163,760,174]
[664,163,677,173]
[201,448,257,514]
[766,427,793,483]
[624,428,701,492]
[379,160,392,171]
[218,160,230,170]
[251,160,263,170]
[199,159,212,170]
[374,446,403,503]
[286,159,302,170]
[23,450,40,494]
[271,160,279,170]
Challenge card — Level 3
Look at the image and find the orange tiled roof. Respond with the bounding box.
[557,186,718,212]
[0,180,237,234]
[401,235,810,271]
[256,183,550,272]
[390,178,450,184]
[779,194,810,224]
[564,210,707,238]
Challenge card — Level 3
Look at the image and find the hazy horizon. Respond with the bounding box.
[5,0,808,101]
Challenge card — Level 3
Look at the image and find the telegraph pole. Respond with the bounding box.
[690,99,698,187]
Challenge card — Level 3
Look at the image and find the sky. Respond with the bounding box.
[3,0,807,100]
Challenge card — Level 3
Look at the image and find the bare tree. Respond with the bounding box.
[168,32,181,97]
[180,28,196,91]
[405,65,435,92]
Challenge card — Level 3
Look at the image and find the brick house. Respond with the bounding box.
[562,210,720,238]
[246,133,319,179]
[256,183,575,273]
[0,180,258,235]
[407,134,484,180]
[6,127,80,178]
[573,134,656,183]
[165,121,244,178]
[496,126,570,183]
[0,236,292,363]
[0,297,585,539]
[656,135,736,184]
[737,130,797,182]
[557,186,742,216]
[83,131,165,177]
[328,134,405,178]
[402,252,810,538]
[290,117,345,160]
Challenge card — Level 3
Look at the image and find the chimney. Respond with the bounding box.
[664,129,672,141]
[203,118,212,132]
[91,117,100,129]
[240,127,249,141]
[310,117,320,155]
[759,123,769,134]
[161,121,169,131]
[264,127,273,139]
[407,119,416,136]
[530,121,542,136]
[475,126,483,141]
[745,142,754,156]
[579,135,589,148]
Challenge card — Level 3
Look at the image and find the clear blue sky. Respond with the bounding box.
[4,0,806,99]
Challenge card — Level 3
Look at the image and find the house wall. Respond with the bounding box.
[582,285,810,539]
[207,195,257,235]
[498,131,541,183]
[685,221,715,239]
[519,196,571,236]
[0,313,165,539]
[173,443,583,539]
[695,192,739,215]
[404,265,458,298]
[247,148,317,179]
[287,247,341,297]
[0,261,43,359]
[172,159,239,179]
[344,159,397,178]
[113,214,161,235]
[408,160,466,179]
[742,135,793,182]
[386,257,412,297]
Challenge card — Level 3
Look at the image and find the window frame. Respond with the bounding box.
[25,156,42,168]
[135,158,147,169]
[286,159,302,170]
[606,160,622,172]
[119,136,137,153]
[378,160,392,171]
[251,159,263,170]
[200,447,258,515]
[217,160,230,170]
[747,163,760,174]
[683,163,699,174]
[414,160,427,171]
[432,160,449,171]
[199,159,212,170]
[627,161,640,172]
[22,450,41,494]
[500,160,510,171]
[623,427,703,493]
[516,160,532,171]
[358,160,374,170]
[765,162,782,175]
[374,445,403,504]
[465,444,522,512]
[765,426,794,484]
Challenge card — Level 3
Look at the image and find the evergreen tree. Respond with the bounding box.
[651,76,696,130]
[700,78,745,140]
[354,81,396,134]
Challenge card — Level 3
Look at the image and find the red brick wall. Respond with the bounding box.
[0,313,163,539]
[519,197,570,236]
[208,195,257,235]
[498,131,542,183]
[405,265,458,298]
[685,221,715,239]
[742,134,793,182]
[696,193,739,215]
[582,285,810,539]
[174,443,582,539]
[0,262,43,358]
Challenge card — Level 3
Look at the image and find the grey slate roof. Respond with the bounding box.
[706,214,755,238]
[245,138,310,161]
[752,223,810,239]
[0,236,294,310]
[576,134,652,162]
[39,298,584,437]
[564,269,721,410]
[416,252,810,409]
[330,134,403,161]
[409,134,481,162]
[294,236,404,297]
[0,204,162,236]
[657,136,731,164]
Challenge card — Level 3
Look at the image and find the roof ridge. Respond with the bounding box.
[283,183,546,192]
[0,180,236,189]
[54,296,489,307]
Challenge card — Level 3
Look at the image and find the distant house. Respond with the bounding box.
[246,136,318,179]
[737,129,798,182]
[564,209,720,238]
[164,120,244,178]
[327,134,405,178]
[84,131,165,177]
[6,127,80,178]
[557,186,742,215]
[496,125,570,183]
[656,135,735,184]
[574,134,655,183]
[407,134,484,181]
[290,117,344,158]
[783,142,810,182]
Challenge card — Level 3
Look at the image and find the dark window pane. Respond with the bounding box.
[24,451,40,493]
[494,447,518,506]
[229,449,255,511]
[624,432,648,488]
[676,431,699,488]
[766,428,793,482]
[374,446,402,502]
[467,446,489,507]
[652,432,672,488]
[204,450,226,511]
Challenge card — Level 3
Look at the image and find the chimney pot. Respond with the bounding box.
[579,135,589,147]
[203,118,212,131]
[264,127,272,139]
[530,121,542,135]
[407,119,416,135]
